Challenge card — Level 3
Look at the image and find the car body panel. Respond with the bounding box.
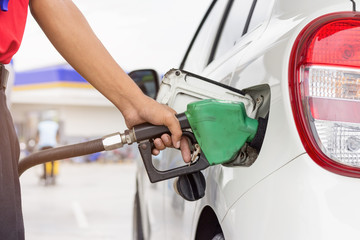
[222,154,360,240]
[135,0,358,239]
[135,157,166,239]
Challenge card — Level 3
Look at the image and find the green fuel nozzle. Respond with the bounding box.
[185,99,258,165]
[133,99,259,183]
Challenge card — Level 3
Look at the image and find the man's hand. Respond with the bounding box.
[122,95,191,163]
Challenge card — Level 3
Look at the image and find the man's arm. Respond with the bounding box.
[29,0,190,161]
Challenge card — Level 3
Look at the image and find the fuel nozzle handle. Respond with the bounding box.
[133,113,191,142]
[125,113,210,183]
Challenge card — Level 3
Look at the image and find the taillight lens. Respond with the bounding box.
[289,12,360,177]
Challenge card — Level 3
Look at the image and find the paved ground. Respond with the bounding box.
[20,161,136,240]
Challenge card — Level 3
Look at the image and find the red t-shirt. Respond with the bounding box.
[0,0,29,64]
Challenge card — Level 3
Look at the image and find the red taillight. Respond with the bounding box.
[289,12,360,177]
[306,20,360,67]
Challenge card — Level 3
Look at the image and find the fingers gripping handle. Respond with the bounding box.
[133,113,191,141]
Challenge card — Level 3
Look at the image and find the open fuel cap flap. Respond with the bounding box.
[157,69,257,117]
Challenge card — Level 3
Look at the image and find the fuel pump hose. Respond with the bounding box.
[18,139,105,176]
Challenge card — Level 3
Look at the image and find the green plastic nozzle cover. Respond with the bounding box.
[185,99,258,165]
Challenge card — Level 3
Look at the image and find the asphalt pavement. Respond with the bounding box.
[20,161,136,240]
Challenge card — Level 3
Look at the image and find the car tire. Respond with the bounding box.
[132,191,144,240]
[211,233,225,240]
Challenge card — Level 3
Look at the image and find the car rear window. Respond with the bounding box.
[182,0,228,73]
[212,0,254,60]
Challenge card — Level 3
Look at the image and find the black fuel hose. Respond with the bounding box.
[18,138,104,176]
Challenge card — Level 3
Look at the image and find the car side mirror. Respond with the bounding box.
[128,69,159,99]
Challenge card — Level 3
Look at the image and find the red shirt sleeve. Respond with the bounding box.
[0,0,29,64]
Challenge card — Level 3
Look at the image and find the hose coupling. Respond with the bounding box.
[102,129,137,151]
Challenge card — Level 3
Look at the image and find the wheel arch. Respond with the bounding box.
[195,206,224,239]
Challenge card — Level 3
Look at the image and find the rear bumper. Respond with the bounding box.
[221,154,360,240]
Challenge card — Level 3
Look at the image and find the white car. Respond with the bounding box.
[132,0,360,239]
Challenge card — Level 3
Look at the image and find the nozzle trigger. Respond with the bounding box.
[138,131,210,183]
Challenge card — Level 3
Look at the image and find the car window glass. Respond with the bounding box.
[247,0,274,32]
[212,0,253,61]
[182,0,228,73]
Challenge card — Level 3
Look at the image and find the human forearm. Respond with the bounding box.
[29,0,142,114]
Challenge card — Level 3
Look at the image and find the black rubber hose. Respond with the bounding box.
[18,138,105,177]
